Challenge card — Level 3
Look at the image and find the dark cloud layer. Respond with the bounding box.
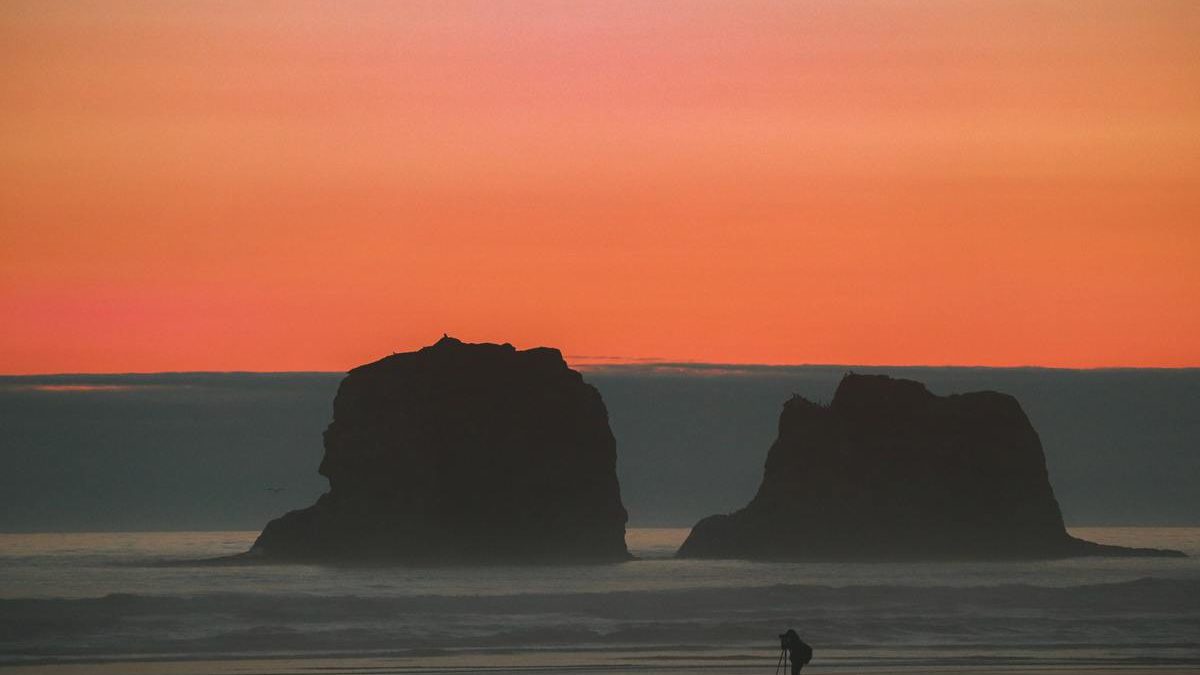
[1,367,1197,532]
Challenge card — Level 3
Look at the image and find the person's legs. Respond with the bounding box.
[791,657,801,675]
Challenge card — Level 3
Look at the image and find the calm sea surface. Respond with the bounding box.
[2,527,1198,671]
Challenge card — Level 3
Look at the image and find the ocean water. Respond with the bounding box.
[1,527,1198,672]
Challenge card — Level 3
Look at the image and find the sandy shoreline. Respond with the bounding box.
[4,651,1198,675]
[5,666,1197,675]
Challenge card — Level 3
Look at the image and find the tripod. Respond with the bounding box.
[774,647,789,675]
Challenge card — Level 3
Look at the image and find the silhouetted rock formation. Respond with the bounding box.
[248,337,629,562]
[678,374,1183,560]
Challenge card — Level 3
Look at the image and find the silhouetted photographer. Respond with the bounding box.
[776,628,813,675]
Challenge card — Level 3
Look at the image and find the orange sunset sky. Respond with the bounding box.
[2,1,1198,373]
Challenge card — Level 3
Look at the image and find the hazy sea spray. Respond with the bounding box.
[3,579,1199,666]
[1,529,1198,668]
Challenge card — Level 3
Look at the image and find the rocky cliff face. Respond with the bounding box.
[249,337,629,562]
[678,373,1182,560]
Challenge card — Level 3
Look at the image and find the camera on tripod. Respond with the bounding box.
[776,628,812,674]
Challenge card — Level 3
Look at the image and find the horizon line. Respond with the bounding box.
[3,359,1200,379]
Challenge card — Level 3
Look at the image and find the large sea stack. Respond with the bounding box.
[678,373,1182,560]
[249,337,629,562]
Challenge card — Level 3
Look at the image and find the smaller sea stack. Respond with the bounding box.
[248,337,630,563]
[678,374,1183,560]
